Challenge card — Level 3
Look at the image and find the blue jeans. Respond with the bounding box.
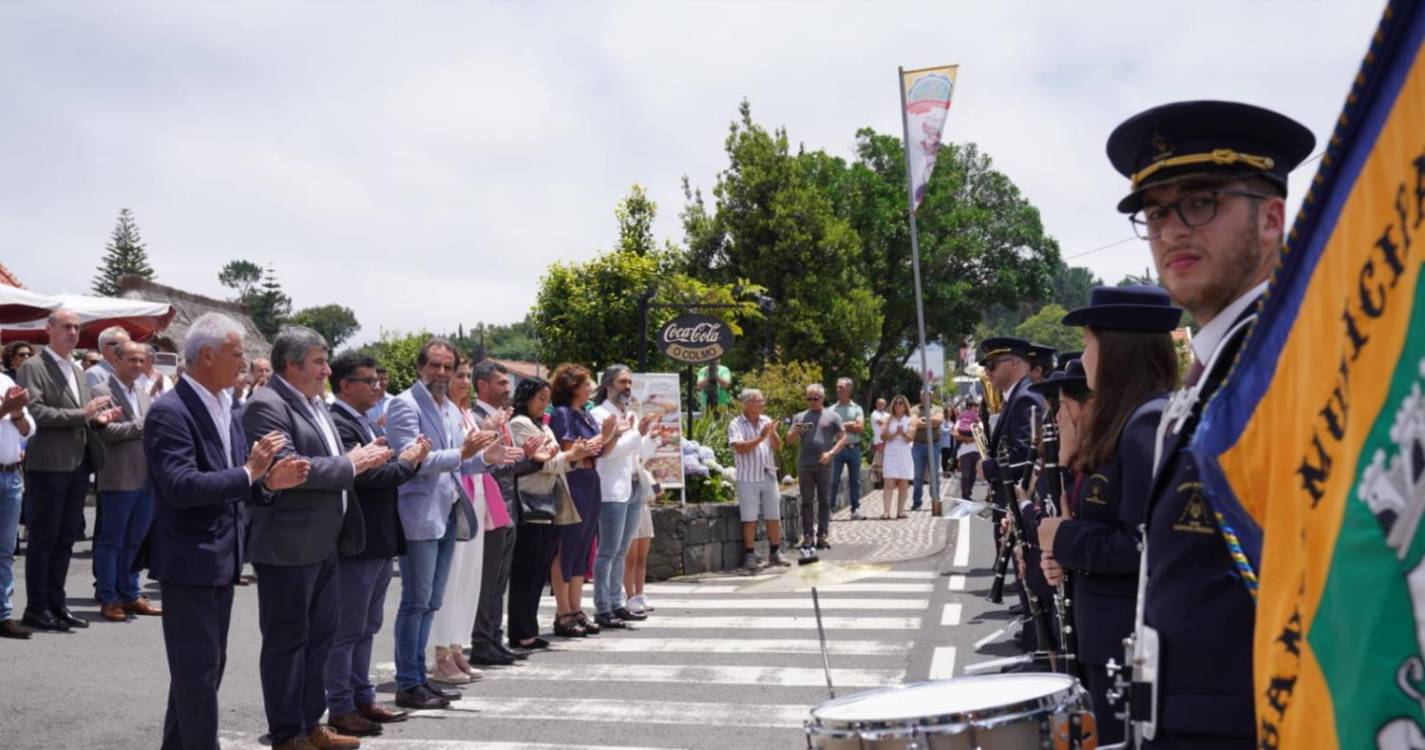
[394,519,456,691]
[0,471,21,620]
[326,557,392,715]
[593,495,643,615]
[94,484,154,604]
[911,441,941,509]
[831,444,862,512]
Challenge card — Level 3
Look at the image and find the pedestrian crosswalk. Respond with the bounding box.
[302,569,948,750]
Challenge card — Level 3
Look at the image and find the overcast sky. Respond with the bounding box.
[0,0,1384,346]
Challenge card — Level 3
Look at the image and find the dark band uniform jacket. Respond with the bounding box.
[241,376,362,565]
[329,402,414,561]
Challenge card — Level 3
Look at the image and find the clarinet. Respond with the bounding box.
[1040,409,1078,678]
[974,422,1013,605]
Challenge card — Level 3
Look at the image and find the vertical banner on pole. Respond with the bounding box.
[901,65,959,211]
[899,63,957,515]
[631,372,685,491]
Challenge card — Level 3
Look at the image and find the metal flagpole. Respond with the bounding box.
[897,66,939,514]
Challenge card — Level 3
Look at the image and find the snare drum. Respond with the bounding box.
[805,673,1097,749]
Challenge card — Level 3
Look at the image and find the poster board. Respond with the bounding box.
[630,372,685,490]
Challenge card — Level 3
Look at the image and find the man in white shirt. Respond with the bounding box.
[589,365,657,630]
[728,388,787,569]
[0,367,35,638]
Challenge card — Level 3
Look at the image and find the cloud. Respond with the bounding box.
[0,0,1384,347]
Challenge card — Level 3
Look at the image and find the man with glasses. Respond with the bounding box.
[1106,100,1314,747]
[84,325,132,389]
[786,383,846,552]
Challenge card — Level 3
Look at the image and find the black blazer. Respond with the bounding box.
[985,376,1047,483]
[330,402,416,561]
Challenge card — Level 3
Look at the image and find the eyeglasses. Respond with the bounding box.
[344,376,379,386]
[1130,189,1271,239]
[13,350,32,359]
[806,396,823,402]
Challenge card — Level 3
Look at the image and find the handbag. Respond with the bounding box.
[552,470,582,526]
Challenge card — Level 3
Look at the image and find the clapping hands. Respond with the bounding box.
[1,385,29,417]
[399,435,432,467]
[349,438,395,474]
[461,427,500,460]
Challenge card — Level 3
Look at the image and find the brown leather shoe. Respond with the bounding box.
[272,738,318,750]
[308,725,361,749]
[0,619,33,639]
[100,602,129,622]
[123,597,162,616]
[356,703,408,723]
[327,712,381,737]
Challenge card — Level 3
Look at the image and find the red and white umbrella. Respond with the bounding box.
[1,292,175,349]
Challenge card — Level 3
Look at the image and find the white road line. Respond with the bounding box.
[553,637,911,656]
[427,696,812,728]
[928,646,957,679]
[456,662,902,688]
[787,583,933,593]
[865,571,937,580]
[636,598,928,610]
[940,603,963,626]
[631,615,922,630]
[952,516,971,568]
[222,733,673,750]
[641,584,741,595]
[946,574,967,591]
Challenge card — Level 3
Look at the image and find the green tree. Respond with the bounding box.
[248,264,292,341]
[1117,268,1159,287]
[358,330,429,394]
[680,101,881,381]
[1051,265,1103,311]
[92,208,156,296]
[291,304,360,349]
[839,129,1061,405]
[615,184,658,256]
[218,260,264,302]
[1013,303,1084,353]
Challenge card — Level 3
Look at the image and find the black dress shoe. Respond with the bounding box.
[466,643,516,666]
[613,607,647,622]
[511,636,550,650]
[20,610,68,632]
[594,612,628,629]
[424,682,462,701]
[0,618,34,639]
[50,608,88,629]
[495,642,530,660]
[394,684,448,710]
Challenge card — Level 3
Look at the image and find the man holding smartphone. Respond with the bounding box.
[786,383,845,552]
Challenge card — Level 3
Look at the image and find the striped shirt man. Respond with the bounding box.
[728,412,778,482]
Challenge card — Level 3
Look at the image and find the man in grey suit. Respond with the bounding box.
[90,340,163,622]
[17,308,123,632]
[241,326,392,750]
[84,325,132,390]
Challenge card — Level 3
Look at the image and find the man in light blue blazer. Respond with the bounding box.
[383,338,506,710]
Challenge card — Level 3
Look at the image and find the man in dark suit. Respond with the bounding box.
[467,360,547,665]
[90,340,162,621]
[16,308,123,632]
[323,352,429,737]
[144,312,309,750]
[241,327,392,750]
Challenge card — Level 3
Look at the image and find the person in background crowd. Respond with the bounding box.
[0,354,35,639]
[953,400,981,501]
[939,405,956,475]
[17,308,123,633]
[141,344,177,399]
[590,364,656,630]
[868,396,888,492]
[248,357,273,391]
[384,338,500,711]
[85,325,131,389]
[829,377,865,520]
[366,366,390,427]
[548,363,613,638]
[145,312,309,750]
[507,376,597,649]
[879,395,914,519]
[694,362,732,411]
[469,360,552,667]
[82,350,103,371]
[3,341,35,379]
[786,382,845,551]
[324,351,429,738]
[1025,344,1058,386]
[728,388,788,569]
[242,326,394,750]
[90,340,162,622]
[908,403,943,512]
[623,465,657,615]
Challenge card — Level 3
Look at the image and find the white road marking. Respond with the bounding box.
[940,603,963,626]
[552,637,910,656]
[222,733,673,750]
[457,662,903,688]
[952,516,971,568]
[946,574,967,591]
[864,571,937,580]
[631,615,922,630]
[928,646,957,679]
[426,696,813,729]
[635,597,928,610]
[787,583,933,593]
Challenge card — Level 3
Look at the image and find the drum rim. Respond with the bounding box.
[806,676,1086,733]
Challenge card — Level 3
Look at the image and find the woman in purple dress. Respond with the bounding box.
[547,364,614,637]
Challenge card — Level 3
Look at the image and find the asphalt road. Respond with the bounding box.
[4,500,1017,749]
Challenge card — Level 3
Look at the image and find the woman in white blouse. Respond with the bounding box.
[880,395,914,519]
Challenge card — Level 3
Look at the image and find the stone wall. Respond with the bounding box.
[646,492,801,580]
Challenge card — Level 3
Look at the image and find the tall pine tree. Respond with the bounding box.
[92,208,156,296]
[248,264,292,340]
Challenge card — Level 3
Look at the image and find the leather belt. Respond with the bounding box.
[0,462,21,473]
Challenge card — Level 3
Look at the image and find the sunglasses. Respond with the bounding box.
[806,396,823,402]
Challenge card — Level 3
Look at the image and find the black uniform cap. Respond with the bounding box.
[1062,285,1183,333]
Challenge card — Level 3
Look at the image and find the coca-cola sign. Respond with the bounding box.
[657,314,734,364]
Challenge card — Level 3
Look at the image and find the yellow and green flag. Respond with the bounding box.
[1191,1,1425,746]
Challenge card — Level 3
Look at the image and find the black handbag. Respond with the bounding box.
[520,486,558,523]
